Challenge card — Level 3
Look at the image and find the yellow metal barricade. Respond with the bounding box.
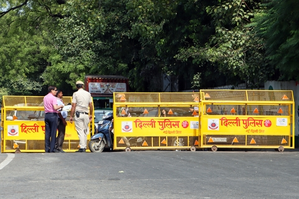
[113,92,200,151]
[1,96,94,153]
[199,90,295,151]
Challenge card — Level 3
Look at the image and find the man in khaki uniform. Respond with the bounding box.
[70,80,93,152]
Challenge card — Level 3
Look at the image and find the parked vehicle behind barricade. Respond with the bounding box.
[93,110,113,134]
[98,111,113,129]
[89,112,113,152]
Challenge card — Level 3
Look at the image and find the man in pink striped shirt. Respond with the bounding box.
[43,86,64,153]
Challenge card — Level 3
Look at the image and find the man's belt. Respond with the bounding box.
[75,111,89,117]
[79,112,88,115]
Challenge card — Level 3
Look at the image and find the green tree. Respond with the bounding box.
[176,0,271,88]
[0,0,274,95]
[255,0,299,81]
[47,0,181,91]
[0,0,68,94]
[0,15,44,94]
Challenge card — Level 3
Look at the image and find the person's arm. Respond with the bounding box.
[69,103,76,124]
[70,93,76,124]
[53,97,64,110]
[89,101,93,122]
[58,112,67,126]
[53,104,64,110]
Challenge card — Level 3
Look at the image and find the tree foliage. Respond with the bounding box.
[176,0,273,88]
[0,0,67,94]
[0,0,298,96]
[255,0,299,80]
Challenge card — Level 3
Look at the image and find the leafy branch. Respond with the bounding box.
[0,0,29,18]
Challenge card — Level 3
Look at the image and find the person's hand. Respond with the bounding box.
[89,115,92,122]
[70,116,73,124]
[63,120,67,126]
[58,105,64,111]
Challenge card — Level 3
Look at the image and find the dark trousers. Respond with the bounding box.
[55,118,66,150]
[45,113,58,152]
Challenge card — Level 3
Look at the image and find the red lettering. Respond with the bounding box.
[20,123,39,134]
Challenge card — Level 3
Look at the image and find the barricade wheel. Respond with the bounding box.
[278,146,284,152]
[211,145,217,152]
[125,147,131,152]
[190,146,196,152]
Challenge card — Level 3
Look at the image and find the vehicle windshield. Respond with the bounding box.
[94,111,105,123]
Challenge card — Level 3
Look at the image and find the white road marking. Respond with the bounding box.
[0,154,15,170]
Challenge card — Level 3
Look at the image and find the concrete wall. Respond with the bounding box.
[265,81,299,136]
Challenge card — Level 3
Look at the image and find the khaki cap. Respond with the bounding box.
[76,80,84,85]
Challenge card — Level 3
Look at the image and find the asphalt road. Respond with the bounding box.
[0,150,299,199]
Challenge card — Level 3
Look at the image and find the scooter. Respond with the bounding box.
[89,112,113,152]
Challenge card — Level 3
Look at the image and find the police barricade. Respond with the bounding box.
[1,96,94,153]
[113,92,200,151]
[199,90,295,152]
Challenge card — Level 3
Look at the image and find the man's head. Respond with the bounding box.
[76,80,84,89]
[56,90,63,98]
[48,86,58,95]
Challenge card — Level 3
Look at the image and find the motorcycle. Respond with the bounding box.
[89,112,113,152]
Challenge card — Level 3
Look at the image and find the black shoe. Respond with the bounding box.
[75,148,86,153]
[56,149,65,153]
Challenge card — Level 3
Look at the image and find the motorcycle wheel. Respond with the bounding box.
[171,138,184,146]
[89,139,105,152]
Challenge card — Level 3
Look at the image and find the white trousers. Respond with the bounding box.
[75,113,90,149]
